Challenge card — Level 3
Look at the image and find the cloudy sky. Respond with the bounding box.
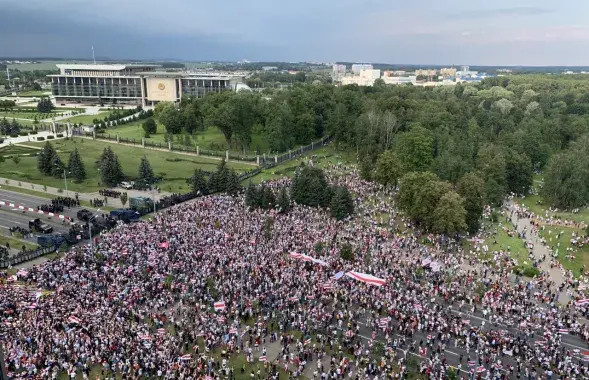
[1,0,588,65]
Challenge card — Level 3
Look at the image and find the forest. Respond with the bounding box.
[154,75,589,230]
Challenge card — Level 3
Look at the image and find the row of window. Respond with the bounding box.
[52,84,142,98]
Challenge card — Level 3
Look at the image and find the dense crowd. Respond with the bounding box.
[2,163,589,379]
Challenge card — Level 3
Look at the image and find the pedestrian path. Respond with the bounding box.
[507,201,569,304]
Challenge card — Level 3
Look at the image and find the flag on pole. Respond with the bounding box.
[558,328,569,334]
[304,338,311,345]
[68,315,82,325]
[214,301,226,311]
[378,317,389,328]
[468,361,476,367]
[179,354,191,360]
[157,328,166,335]
[259,355,267,362]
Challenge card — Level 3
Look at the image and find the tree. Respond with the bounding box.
[330,186,354,221]
[394,126,434,173]
[142,118,157,137]
[476,144,506,206]
[188,168,209,195]
[374,150,404,187]
[208,159,230,193]
[37,97,53,113]
[37,142,57,176]
[505,150,533,195]
[0,117,9,135]
[245,182,261,209]
[277,187,291,213]
[67,148,86,183]
[291,165,332,208]
[456,172,485,234]
[260,184,276,209]
[99,147,124,187]
[542,152,589,209]
[432,191,467,236]
[137,156,155,184]
[226,170,241,196]
[51,155,66,179]
[158,103,184,134]
[339,243,354,261]
[359,155,374,181]
[120,192,128,207]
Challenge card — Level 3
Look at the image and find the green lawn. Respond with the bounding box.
[0,110,77,121]
[105,122,270,156]
[245,145,355,184]
[11,137,253,193]
[0,234,39,251]
[0,145,39,156]
[538,225,589,276]
[17,90,49,97]
[59,111,112,125]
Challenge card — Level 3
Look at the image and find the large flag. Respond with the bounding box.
[259,355,267,362]
[214,301,226,311]
[345,271,386,286]
[576,299,589,306]
[16,269,28,277]
[159,241,169,249]
[179,354,191,361]
[332,271,345,280]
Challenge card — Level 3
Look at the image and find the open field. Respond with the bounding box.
[59,111,112,125]
[17,90,50,97]
[0,234,39,251]
[0,145,39,156]
[7,61,78,71]
[6,137,254,193]
[105,122,271,155]
[245,145,356,184]
[537,225,589,276]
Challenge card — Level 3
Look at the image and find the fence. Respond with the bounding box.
[72,131,333,167]
[0,246,56,269]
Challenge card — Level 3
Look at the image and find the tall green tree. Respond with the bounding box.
[394,126,434,173]
[67,148,86,183]
[542,152,589,209]
[99,147,124,187]
[226,170,241,196]
[37,142,57,176]
[330,186,354,220]
[188,168,208,195]
[142,118,157,137]
[245,182,261,209]
[432,191,467,236]
[137,156,155,184]
[456,172,485,234]
[277,187,291,213]
[505,150,533,195]
[374,150,404,187]
[291,166,332,208]
[37,97,53,113]
[476,144,506,206]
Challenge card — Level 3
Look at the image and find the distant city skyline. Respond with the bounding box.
[1,0,588,66]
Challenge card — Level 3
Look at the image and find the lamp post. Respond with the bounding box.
[54,163,69,198]
[89,208,101,252]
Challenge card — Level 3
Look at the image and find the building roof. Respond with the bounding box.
[56,64,160,71]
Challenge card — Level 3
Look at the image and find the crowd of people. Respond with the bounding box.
[2,162,589,379]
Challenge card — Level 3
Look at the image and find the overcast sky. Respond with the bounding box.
[1,0,588,66]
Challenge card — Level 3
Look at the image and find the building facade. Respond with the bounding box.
[48,64,244,105]
[351,64,373,74]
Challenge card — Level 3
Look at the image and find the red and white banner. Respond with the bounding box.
[68,315,82,325]
[259,355,267,362]
[345,271,386,286]
[576,299,589,306]
[214,301,226,311]
[179,354,192,361]
[0,200,71,222]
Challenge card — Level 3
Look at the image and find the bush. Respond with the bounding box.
[46,135,55,140]
[9,134,18,138]
[29,131,37,135]
[18,132,28,136]
[0,138,4,144]
[37,136,45,141]
[339,243,354,261]
[56,133,63,138]
[522,266,540,278]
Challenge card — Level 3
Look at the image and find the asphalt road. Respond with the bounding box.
[0,188,96,221]
[0,208,70,234]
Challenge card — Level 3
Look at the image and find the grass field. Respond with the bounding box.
[0,233,39,251]
[0,145,39,156]
[17,90,50,97]
[245,145,356,184]
[9,137,253,193]
[59,111,112,125]
[7,61,76,71]
[105,122,271,155]
[538,225,589,276]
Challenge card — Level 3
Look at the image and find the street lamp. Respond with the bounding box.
[88,208,101,252]
[54,163,70,198]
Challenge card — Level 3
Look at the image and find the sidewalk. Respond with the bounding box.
[507,201,569,304]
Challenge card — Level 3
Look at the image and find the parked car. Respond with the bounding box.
[119,181,134,190]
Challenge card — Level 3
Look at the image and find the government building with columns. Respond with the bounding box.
[48,64,247,105]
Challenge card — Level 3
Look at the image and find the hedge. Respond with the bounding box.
[0,138,4,144]
[56,133,63,138]
[37,137,45,141]
[9,134,18,138]
[46,135,55,140]
[18,132,29,136]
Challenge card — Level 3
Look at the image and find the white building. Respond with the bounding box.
[332,64,347,81]
[340,69,381,86]
[351,64,373,74]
